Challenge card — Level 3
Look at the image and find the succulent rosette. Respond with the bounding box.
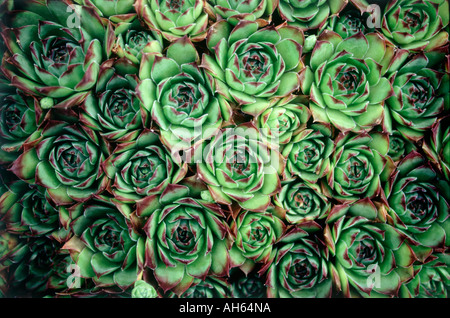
[10,120,109,205]
[256,95,311,147]
[385,151,450,253]
[326,6,375,39]
[274,181,330,224]
[300,30,396,133]
[206,0,277,26]
[201,20,304,115]
[63,195,145,290]
[323,131,390,203]
[171,276,231,298]
[229,209,285,271]
[131,280,158,298]
[80,63,148,143]
[281,123,334,183]
[0,181,70,241]
[135,0,209,42]
[196,123,284,212]
[137,37,231,152]
[264,227,333,298]
[384,52,448,141]
[277,0,347,31]
[230,271,267,298]
[140,184,233,295]
[400,253,450,298]
[423,116,450,180]
[325,215,416,297]
[103,129,188,203]
[381,0,449,52]
[1,0,107,100]
[387,130,417,162]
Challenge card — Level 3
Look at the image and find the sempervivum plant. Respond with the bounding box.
[385,151,450,255]
[381,0,449,52]
[196,123,284,212]
[137,36,232,153]
[103,129,188,203]
[299,30,395,133]
[323,131,391,203]
[205,0,277,26]
[325,215,417,298]
[139,184,233,296]
[169,276,231,298]
[79,62,149,143]
[201,20,304,115]
[230,271,267,298]
[10,120,110,205]
[63,195,145,291]
[135,0,209,42]
[263,226,333,298]
[423,116,450,180]
[1,0,107,100]
[384,52,448,141]
[277,0,347,31]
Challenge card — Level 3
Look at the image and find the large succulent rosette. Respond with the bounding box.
[63,195,145,290]
[197,123,284,212]
[381,0,449,52]
[201,20,304,115]
[300,30,396,133]
[11,120,109,205]
[1,0,106,100]
[206,0,277,26]
[385,151,450,255]
[325,215,416,297]
[137,37,231,153]
[139,184,233,295]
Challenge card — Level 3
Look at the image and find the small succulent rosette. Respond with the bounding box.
[381,0,449,52]
[423,116,450,181]
[384,151,450,258]
[135,0,209,42]
[230,271,267,298]
[325,215,417,298]
[168,276,231,298]
[137,36,232,154]
[263,226,333,298]
[131,280,158,298]
[196,122,284,212]
[1,0,107,100]
[10,120,110,205]
[384,52,448,142]
[205,0,277,26]
[62,195,146,291]
[299,30,398,133]
[138,184,234,296]
[201,20,304,116]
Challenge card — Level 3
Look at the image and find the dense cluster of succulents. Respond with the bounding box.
[0,0,448,299]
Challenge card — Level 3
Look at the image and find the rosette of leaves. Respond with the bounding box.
[325,215,416,297]
[205,0,277,26]
[170,276,231,298]
[139,184,233,295]
[299,30,396,133]
[10,120,109,205]
[381,0,449,52]
[277,0,347,31]
[230,270,267,298]
[384,52,448,142]
[326,5,375,39]
[385,151,450,255]
[5,236,67,295]
[274,181,330,224]
[256,95,310,147]
[423,116,450,181]
[135,0,209,42]
[387,130,416,162]
[137,36,232,152]
[0,83,42,163]
[131,280,158,298]
[263,226,333,298]
[1,0,108,100]
[0,181,70,241]
[323,131,391,203]
[201,20,304,116]
[63,195,145,290]
[400,253,450,298]
[281,123,334,183]
[229,209,285,273]
[103,129,188,203]
[196,123,284,212]
[79,62,148,143]
[47,253,87,292]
